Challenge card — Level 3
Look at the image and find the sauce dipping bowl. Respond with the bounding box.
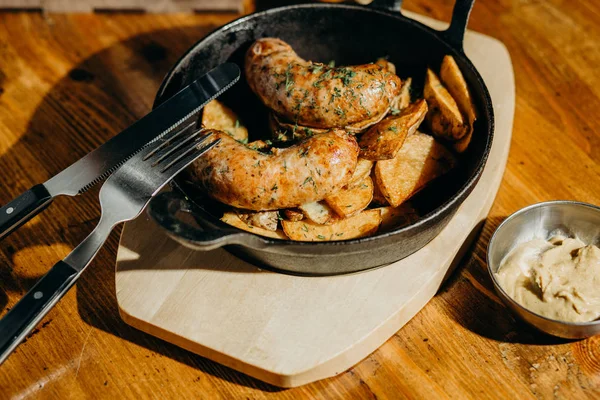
[487,200,600,339]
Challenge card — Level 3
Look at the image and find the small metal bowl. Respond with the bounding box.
[487,200,600,339]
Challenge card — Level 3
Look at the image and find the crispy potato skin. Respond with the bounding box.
[359,99,427,161]
[283,208,304,222]
[299,201,337,224]
[189,129,359,211]
[424,69,467,141]
[221,212,288,239]
[245,38,401,129]
[282,209,381,241]
[374,204,419,231]
[440,55,477,153]
[325,176,374,218]
[374,133,456,207]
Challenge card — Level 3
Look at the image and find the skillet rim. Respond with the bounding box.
[153,2,495,249]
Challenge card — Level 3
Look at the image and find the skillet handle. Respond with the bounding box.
[147,190,262,251]
[368,0,475,52]
[441,0,475,51]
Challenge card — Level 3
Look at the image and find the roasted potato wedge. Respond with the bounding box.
[371,170,389,206]
[221,212,288,239]
[299,201,337,225]
[440,55,477,153]
[202,100,248,142]
[359,99,428,161]
[283,208,304,222]
[282,209,382,241]
[375,203,419,231]
[235,209,279,231]
[347,158,373,187]
[395,77,412,111]
[374,132,457,207]
[325,176,374,218]
[424,69,468,141]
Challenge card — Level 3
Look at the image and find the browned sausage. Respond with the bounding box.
[189,129,359,211]
[245,38,401,130]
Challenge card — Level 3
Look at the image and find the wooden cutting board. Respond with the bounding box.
[115,12,514,388]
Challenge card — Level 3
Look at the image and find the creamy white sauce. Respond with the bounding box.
[495,235,600,323]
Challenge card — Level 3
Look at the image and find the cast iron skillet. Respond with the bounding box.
[147,0,494,276]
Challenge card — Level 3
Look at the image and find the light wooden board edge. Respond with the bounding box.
[115,21,515,388]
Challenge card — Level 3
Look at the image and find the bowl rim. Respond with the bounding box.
[487,199,600,327]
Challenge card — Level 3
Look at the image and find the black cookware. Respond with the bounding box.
[147,0,494,275]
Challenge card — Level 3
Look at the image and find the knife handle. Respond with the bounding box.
[0,260,79,364]
[0,184,53,240]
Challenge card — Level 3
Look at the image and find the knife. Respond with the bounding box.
[0,63,240,240]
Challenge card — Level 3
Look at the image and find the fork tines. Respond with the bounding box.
[144,121,218,174]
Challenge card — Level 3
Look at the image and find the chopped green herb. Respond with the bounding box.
[378,81,386,98]
[391,108,401,115]
[333,68,357,87]
[302,176,315,186]
[328,60,336,68]
[303,127,314,137]
[329,87,342,104]
[285,63,294,96]
[271,183,278,191]
[334,106,346,117]
[235,119,240,128]
[317,235,326,239]
[313,69,333,89]
[309,64,324,73]
[301,224,309,232]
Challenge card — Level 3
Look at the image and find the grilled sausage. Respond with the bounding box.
[245,38,402,130]
[189,129,359,210]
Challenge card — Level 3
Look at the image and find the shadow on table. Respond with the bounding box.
[0,24,283,392]
[437,215,571,345]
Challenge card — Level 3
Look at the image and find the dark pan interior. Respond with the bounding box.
[155,4,493,243]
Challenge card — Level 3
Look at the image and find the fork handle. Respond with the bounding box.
[0,261,79,364]
[0,184,53,241]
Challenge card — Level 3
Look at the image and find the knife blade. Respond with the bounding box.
[0,62,240,240]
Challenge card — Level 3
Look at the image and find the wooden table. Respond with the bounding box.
[0,1,598,398]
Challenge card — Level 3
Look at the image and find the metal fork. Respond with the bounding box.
[0,123,219,364]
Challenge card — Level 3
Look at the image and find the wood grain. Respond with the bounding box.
[0,0,599,398]
[0,0,246,13]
